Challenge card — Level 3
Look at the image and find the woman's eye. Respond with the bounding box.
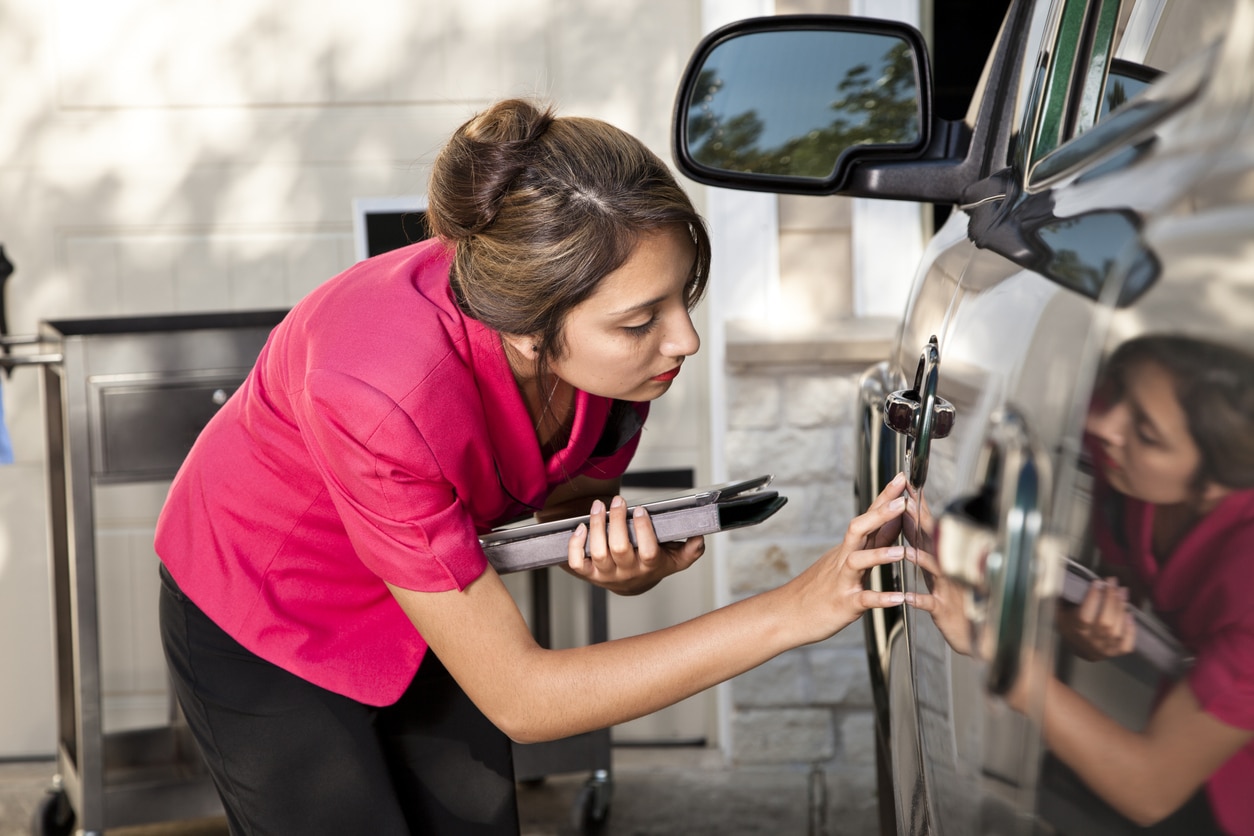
[623,316,659,336]
[1134,424,1161,447]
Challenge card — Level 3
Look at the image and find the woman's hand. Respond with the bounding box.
[782,472,910,645]
[1056,577,1136,661]
[903,547,974,657]
[565,495,705,595]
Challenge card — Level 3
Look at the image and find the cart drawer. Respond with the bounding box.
[91,373,246,480]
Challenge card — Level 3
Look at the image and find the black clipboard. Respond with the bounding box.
[481,474,787,574]
[1060,559,1191,677]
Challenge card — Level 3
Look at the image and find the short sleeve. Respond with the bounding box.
[1188,625,1254,731]
[300,369,487,592]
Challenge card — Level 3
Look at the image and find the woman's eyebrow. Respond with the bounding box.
[607,294,666,317]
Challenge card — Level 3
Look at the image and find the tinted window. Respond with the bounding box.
[1025,0,1235,166]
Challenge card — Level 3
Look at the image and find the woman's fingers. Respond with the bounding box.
[905,545,941,577]
[567,522,590,572]
[604,496,633,566]
[1077,579,1105,624]
[1095,579,1128,634]
[668,535,706,569]
[583,497,636,572]
[846,492,908,549]
[1077,578,1132,650]
[905,589,937,613]
[844,544,906,573]
[584,498,609,563]
[630,506,662,569]
[566,497,683,587]
[867,472,907,512]
[861,589,908,609]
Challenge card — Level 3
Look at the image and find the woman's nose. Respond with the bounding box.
[1085,401,1126,446]
[663,310,700,358]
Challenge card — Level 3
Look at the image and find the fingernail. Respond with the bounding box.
[611,496,625,509]
[887,546,905,558]
[574,523,587,539]
[890,497,907,511]
[892,472,906,485]
[633,505,646,519]
[887,592,906,604]
[903,593,916,605]
[590,500,605,515]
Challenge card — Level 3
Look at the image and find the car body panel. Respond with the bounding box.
[672,0,1254,832]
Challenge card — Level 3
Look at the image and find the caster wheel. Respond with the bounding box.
[31,788,75,836]
[570,772,612,835]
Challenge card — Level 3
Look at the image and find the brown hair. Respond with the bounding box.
[426,98,710,370]
[1101,334,1254,490]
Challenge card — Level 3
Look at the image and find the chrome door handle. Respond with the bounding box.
[935,409,1049,694]
[884,336,955,488]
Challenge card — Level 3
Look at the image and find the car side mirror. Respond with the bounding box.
[672,15,932,195]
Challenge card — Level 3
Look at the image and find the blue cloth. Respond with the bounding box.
[0,381,13,463]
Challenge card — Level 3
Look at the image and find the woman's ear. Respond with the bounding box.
[1198,481,1234,511]
[501,333,542,365]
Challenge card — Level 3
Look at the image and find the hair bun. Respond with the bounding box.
[427,99,556,239]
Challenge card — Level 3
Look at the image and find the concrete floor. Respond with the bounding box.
[1,747,820,836]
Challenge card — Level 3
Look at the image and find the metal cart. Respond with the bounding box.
[5,310,287,836]
[509,468,695,835]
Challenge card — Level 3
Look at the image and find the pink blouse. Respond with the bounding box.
[1095,484,1254,834]
[155,239,645,705]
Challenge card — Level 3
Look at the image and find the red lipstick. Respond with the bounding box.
[652,366,681,382]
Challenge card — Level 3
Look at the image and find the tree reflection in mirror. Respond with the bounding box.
[685,30,922,180]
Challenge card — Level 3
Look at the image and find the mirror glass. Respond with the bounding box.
[684,29,923,180]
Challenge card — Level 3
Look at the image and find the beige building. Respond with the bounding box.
[0,0,925,827]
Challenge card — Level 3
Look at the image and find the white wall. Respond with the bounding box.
[0,0,710,756]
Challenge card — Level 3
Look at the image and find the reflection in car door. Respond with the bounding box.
[887,1,1084,832]
[898,0,1242,833]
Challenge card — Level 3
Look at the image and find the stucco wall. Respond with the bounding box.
[0,0,711,756]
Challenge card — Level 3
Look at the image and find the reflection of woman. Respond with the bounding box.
[913,335,1254,834]
[156,98,911,834]
[1065,336,1254,833]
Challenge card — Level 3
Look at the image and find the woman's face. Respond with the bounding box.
[1085,358,1205,505]
[546,225,700,402]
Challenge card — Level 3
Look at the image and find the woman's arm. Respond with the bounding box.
[1017,666,1253,826]
[389,473,909,744]
[909,554,1253,826]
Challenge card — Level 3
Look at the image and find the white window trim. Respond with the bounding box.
[699,0,777,764]
[852,0,927,318]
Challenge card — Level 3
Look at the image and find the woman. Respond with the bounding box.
[156,98,910,835]
[912,334,1254,834]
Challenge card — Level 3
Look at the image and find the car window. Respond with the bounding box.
[1021,0,1234,170]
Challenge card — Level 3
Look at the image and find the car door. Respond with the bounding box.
[1018,2,1251,834]
[668,5,1246,833]
[898,1,1242,833]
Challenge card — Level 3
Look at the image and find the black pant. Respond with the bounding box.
[158,564,520,836]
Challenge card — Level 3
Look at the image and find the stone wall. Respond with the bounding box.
[719,320,895,831]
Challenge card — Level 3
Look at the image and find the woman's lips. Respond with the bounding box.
[652,366,681,382]
[1095,447,1121,475]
